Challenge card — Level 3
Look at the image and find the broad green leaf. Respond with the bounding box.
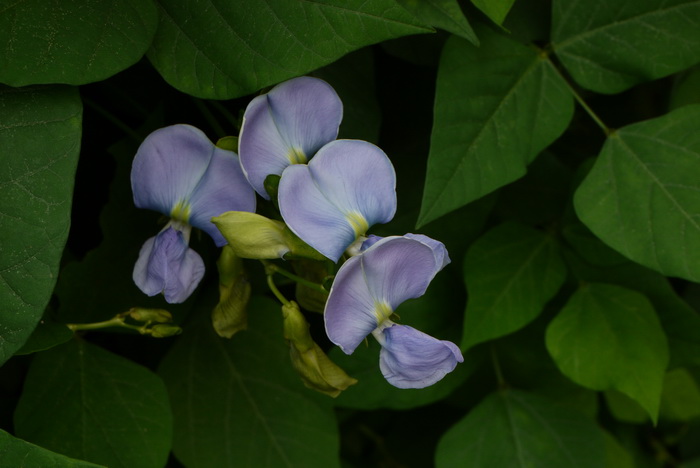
[397,0,478,44]
[13,339,173,468]
[470,0,516,25]
[604,390,648,424]
[461,223,566,350]
[670,66,700,110]
[0,429,104,468]
[435,389,605,468]
[419,27,573,226]
[574,105,700,282]
[546,283,669,422]
[603,430,635,468]
[159,297,340,468]
[0,0,158,86]
[0,86,82,365]
[148,0,429,99]
[14,308,72,355]
[552,0,700,94]
[659,368,700,421]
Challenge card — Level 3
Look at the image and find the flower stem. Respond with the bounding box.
[261,261,328,294]
[266,273,291,306]
[67,316,148,334]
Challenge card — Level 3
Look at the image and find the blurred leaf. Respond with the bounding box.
[159,297,340,468]
[470,0,516,25]
[0,0,158,86]
[552,0,700,94]
[603,430,635,468]
[461,223,566,350]
[313,49,381,144]
[419,26,573,226]
[397,0,478,44]
[14,308,72,355]
[670,65,700,110]
[435,389,606,468]
[0,429,104,468]
[659,368,700,421]
[148,0,429,99]
[546,283,669,422]
[13,339,173,468]
[574,105,700,282]
[0,85,82,365]
[604,390,648,424]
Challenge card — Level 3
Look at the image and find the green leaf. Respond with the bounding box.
[470,0,516,25]
[148,0,429,99]
[13,339,173,468]
[603,430,635,468]
[0,0,158,86]
[545,283,669,422]
[14,308,72,355]
[0,429,104,468]
[552,0,700,94]
[397,0,478,44]
[461,223,566,350]
[670,65,700,110]
[0,85,82,365]
[435,389,606,468]
[419,27,573,226]
[574,105,700,282]
[159,297,340,468]
[659,368,700,421]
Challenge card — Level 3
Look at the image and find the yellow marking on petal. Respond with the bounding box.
[346,211,369,237]
[170,200,192,224]
[287,147,308,165]
[373,301,393,326]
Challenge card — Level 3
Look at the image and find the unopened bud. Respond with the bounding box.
[212,212,291,259]
[128,307,172,323]
[212,246,251,338]
[150,324,182,338]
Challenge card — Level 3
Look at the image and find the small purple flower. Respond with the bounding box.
[131,124,256,303]
[238,76,343,199]
[278,140,397,262]
[324,235,462,389]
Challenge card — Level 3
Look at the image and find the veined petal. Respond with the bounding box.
[131,125,213,216]
[133,227,205,303]
[239,76,342,198]
[187,148,256,246]
[279,140,397,261]
[403,233,451,272]
[377,324,463,389]
[324,237,440,353]
[278,163,356,262]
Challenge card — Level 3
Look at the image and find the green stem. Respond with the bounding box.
[546,56,611,136]
[192,99,226,138]
[265,262,328,294]
[266,274,291,306]
[67,317,148,334]
[82,97,143,143]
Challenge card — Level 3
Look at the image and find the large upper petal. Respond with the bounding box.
[279,140,397,262]
[133,227,205,303]
[131,125,213,216]
[324,237,439,354]
[239,76,342,198]
[187,148,256,246]
[377,324,463,389]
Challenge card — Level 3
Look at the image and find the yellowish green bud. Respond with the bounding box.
[282,301,357,397]
[212,212,291,259]
[128,307,172,323]
[212,246,251,338]
[149,324,182,338]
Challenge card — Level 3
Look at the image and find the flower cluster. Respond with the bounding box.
[130,77,463,390]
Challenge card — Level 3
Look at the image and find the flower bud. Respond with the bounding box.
[212,246,251,338]
[149,324,182,338]
[212,212,291,259]
[128,307,172,323]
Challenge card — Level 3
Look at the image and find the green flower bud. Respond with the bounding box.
[212,212,291,259]
[215,136,238,152]
[282,301,357,397]
[149,324,182,338]
[212,246,251,338]
[128,307,172,323]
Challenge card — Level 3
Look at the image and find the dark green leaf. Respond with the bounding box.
[0,85,82,365]
[0,0,158,86]
[659,368,700,421]
[470,0,516,25]
[603,430,635,468]
[14,308,72,355]
[461,223,566,350]
[13,339,173,468]
[148,0,429,99]
[0,429,104,468]
[670,65,700,110]
[397,0,478,44]
[574,105,700,282]
[419,27,573,226]
[552,0,700,94]
[159,297,340,468]
[435,389,606,468]
[546,283,669,422]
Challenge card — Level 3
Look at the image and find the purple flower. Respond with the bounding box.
[278,140,397,262]
[238,76,343,199]
[324,235,462,388]
[131,124,256,303]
